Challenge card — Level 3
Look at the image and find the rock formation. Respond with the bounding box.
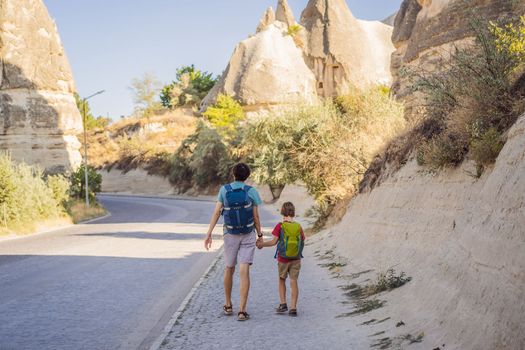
[318,111,525,349]
[391,0,524,118]
[201,0,395,112]
[256,6,276,33]
[200,21,317,114]
[300,0,395,97]
[0,0,83,173]
[275,0,296,27]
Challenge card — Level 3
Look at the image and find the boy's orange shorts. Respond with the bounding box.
[278,260,301,280]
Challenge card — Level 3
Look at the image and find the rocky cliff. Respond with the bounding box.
[315,112,525,349]
[391,0,524,118]
[0,0,83,173]
[201,0,394,112]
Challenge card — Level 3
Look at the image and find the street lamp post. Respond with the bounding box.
[82,90,105,207]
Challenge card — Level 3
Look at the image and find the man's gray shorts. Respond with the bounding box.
[223,232,256,267]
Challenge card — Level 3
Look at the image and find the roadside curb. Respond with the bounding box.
[99,193,216,203]
[148,246,224,350]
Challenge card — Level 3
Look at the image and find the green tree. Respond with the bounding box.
[160,65,217,108]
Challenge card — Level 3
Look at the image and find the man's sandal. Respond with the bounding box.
[289,309,297,317]
[223,305,233,316]
[237,311,250,321]
[275,303,288,313]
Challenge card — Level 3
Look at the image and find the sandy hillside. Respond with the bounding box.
[310,113,525,349]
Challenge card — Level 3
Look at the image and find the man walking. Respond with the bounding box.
[204,163,263,321]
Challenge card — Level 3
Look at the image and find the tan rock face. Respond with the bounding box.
[256,6,275,33]
[391,0,523,118]
[275,0,296,27]
[322,112,525,350]
[0,0,82,173]
[200,22,317,114]
[300,0,394,97]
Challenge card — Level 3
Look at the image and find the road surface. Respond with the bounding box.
[0,195,276,350]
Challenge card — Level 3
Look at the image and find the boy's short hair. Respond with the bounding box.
[280,202,295,217]
[232,163,251,182]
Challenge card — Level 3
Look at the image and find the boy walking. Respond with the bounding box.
[204,163,263,321]
[257,202,305,316]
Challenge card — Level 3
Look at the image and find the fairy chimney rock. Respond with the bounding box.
[256,6,276,33]
[300,0,394,97]
[276,0,296,27]
[200,21,317,114]
[0,0,83,173]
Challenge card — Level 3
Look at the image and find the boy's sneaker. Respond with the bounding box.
[289,309,297,317]
[275,303,288,313]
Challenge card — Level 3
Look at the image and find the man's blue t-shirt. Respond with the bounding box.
[217,181,262,206]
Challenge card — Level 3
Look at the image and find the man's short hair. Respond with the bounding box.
[232,163,251,182]
[280,202,295,217]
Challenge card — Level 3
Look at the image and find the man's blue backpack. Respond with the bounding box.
[222,184,255,234]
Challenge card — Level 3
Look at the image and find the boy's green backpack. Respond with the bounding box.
[275,221,304,260]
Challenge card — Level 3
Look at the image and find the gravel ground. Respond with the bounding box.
[159,240,368,350]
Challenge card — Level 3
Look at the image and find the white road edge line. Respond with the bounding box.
[78,212,112,224]
[148,246,225,350]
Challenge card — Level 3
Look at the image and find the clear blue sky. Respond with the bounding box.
[45,0,402,119]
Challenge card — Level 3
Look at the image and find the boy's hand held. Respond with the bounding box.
[204,235,212,251]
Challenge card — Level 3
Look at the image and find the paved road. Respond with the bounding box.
[0,195,276,350]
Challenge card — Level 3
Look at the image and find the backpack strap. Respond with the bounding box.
[243,185,252,201]
[274,223,284,259]
[223,184,233,208]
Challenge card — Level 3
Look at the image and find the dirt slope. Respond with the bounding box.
[313,113,525,349]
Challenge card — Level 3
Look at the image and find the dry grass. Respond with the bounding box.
[0,216,72,236]
[85,108,197,175]
[67,200,107,224]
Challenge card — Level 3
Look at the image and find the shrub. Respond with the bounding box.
[170,122,233,191]
[410,16,525,171]
[286,24,301,37]
[0,153,68,232]
[417,131,469,168]
[245,86,405,224]
[470,127,504,173]
[285,24,304,47]
[70,165,102,203]
[47,174,70,210]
